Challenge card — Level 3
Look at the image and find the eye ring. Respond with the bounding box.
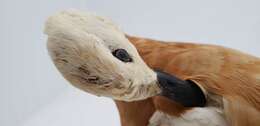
[112,49,133,62]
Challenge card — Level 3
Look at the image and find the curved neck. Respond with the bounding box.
[114,98,155,126]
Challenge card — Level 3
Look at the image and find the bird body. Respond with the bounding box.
[116,98,227,126]
[45,10,260,126]
[118,36,260,126]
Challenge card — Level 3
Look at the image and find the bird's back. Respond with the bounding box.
[127,35,260,126]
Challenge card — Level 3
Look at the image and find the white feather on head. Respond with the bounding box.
[44,9,160,101]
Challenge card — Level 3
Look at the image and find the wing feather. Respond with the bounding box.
[127,35,260,125]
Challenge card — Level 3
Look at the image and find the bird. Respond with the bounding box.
[44,10,260,126]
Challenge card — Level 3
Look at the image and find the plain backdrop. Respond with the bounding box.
[1,0,260,126]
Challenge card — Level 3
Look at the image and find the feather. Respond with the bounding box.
[125,35,260,126]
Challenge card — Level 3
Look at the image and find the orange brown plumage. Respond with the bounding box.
[114,35,260,126]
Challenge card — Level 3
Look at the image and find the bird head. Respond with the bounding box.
[44,10,161,101]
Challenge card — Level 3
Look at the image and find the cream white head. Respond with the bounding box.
[44,10,160,101]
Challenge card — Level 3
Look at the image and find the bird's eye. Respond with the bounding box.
[112,49,133,62]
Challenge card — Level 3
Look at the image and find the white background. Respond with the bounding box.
[1,0,260,126]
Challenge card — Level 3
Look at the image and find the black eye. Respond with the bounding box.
[112,49,133,62]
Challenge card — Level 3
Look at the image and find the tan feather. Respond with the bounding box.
[117,35,260,126]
